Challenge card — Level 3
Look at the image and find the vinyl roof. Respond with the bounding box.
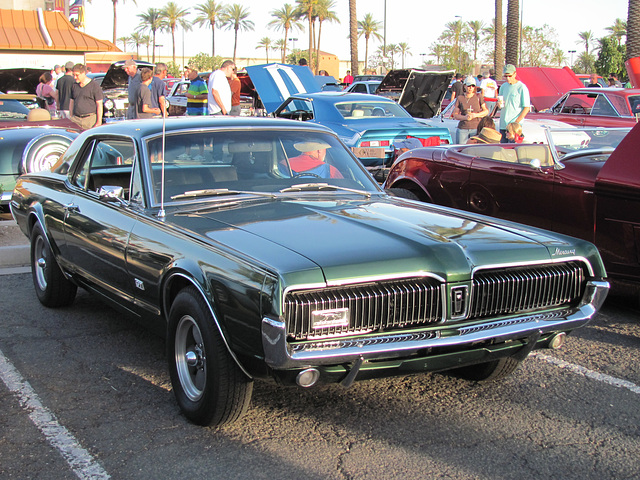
[0,9,119,52]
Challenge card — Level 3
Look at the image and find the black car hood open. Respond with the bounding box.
[0,67,49,94]
[376,69,453,119]
[100,60,155,90]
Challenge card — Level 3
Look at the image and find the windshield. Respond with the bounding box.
[335,101,411,120]
[0,98,29,120]
[547,127,631,157]
[144,129,381,206]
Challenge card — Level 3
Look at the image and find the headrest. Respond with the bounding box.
[228,141,272,153]
[27,108,51,122]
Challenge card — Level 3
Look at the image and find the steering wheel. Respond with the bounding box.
[293,172,321,178]
[288,110,309,120]
[570,104,587,114]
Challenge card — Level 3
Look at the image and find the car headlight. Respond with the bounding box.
[103,98,115,110]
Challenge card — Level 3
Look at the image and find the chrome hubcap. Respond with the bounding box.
[175,316,206,402]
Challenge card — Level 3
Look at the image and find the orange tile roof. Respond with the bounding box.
[0,9,119,52]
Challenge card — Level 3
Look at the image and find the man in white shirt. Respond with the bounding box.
[479,71,498,100]
[208,60,235,115]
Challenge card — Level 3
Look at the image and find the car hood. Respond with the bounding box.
[0,67,49,94]
[596,121,640,190]
[513,67,583,111]
[376,69,454,119]
[167,196,581,286]
[244,63,322,113]
[100,60,155,90]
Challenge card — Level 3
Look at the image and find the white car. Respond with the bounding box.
[420,100,579,144]
[345,80,381,94]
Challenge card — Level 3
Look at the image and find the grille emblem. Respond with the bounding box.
[311,308,349,329]
[451,286,467,317]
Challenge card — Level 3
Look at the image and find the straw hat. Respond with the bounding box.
[469,127,502,144]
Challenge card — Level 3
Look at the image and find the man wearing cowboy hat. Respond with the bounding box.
[467,127,502,144]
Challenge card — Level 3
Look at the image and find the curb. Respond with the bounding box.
[0,245,30,268]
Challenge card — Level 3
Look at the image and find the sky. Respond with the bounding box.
[82,0,630,68]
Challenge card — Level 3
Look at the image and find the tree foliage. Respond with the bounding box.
[595,36,626,79]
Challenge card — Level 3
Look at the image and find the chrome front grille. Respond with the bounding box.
[285,277,444,340]
[470,262,585,318]
[284,262,587,341]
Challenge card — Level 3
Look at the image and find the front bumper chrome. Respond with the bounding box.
[262,280,609,370]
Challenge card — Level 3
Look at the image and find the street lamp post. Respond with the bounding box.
[568,50,576,67]
[155,44,163,62]
[288,37,298,60]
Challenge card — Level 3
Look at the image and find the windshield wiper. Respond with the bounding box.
[170,188,276,200]
[279,183,371,197]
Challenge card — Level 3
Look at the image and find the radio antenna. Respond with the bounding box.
[158,114,166,219]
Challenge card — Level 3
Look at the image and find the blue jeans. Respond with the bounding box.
[456,128,474,144]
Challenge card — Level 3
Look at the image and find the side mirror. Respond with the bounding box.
[98,185,126,206]
[529,158,541,169]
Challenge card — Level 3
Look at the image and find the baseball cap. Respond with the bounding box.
[503,64,516,75]
[64,61,75,70]
[464,77,477,87]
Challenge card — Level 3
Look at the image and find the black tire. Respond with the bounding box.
[167,287,253,426]
[467,188,496,216]
[386,187,421,201]
[30,223,77,307]
[451,356,522,382]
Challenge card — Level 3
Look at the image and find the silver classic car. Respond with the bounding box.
[11,117,609,426]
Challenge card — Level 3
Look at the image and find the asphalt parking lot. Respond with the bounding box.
[1,218,639,480]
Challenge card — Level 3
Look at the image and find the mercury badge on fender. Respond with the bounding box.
[11,116,609,426]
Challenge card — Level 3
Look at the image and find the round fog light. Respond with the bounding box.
[296,368,320,388]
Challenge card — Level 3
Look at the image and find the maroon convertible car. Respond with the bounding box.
[384,125,640,291]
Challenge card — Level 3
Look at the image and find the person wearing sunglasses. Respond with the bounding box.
[498,64,530,142]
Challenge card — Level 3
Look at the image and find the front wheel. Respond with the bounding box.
[167,287,253,426]
[30,223,77,307]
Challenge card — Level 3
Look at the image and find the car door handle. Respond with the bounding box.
[64,203,80,213]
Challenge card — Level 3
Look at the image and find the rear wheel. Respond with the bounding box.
[467,188,496,216]
[451,356,522,382]
[167,287,253,426]
[30,223,77,307]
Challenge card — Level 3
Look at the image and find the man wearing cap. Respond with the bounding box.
[498,64,530,142]
[56,61,75,119]
[452,76,488,144]
[479,71,498,99]
[124,59,141,119]
[285,142,343,178]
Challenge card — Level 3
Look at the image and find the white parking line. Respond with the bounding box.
[532,351,640,395]
[0,347,110,480]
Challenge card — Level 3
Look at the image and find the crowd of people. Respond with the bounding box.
[450,64,530,145]
[33,58,241,130]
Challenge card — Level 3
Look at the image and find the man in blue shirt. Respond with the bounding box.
[124,59,141,120]
[150,62,168,117]
[498,64,530,142]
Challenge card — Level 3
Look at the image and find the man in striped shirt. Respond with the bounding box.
[185,68,208,116]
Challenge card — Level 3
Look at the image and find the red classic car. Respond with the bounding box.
[530,87,640,127]
[383,125,640,291]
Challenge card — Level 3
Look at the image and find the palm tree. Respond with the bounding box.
[467,20,484,61]
[357,13,383,73]
[505,0,519,66]
[220,4,255,64]
[273,38,286,62]
[495,0,505,76]
[257,37,274,63]
[574,51,596,73]
[129,32,146,58]
[117,36,131,53]
[397,42,411,69]
[550,48,566,67]
[606,18,627,46]
[160,2,191,65]
[294,0,318,71]
[429,43,446,65]
[268,4,304,63]
[440,20,466,69]
[576,30,594,54]
[349,0,358,75]
[194,0,226,59]
[137,8,162,63]
[110,0,137,45]
[629,0,640,60]
[314,0,339,74]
